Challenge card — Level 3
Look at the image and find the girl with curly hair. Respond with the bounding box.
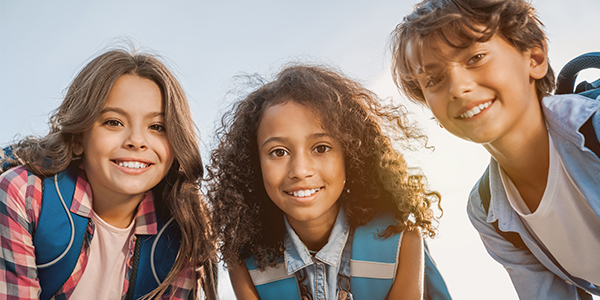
[0,48,217,299]
[206,64,440,300]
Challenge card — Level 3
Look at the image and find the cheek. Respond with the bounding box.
[260,161,280,194]
[158,137,175,164]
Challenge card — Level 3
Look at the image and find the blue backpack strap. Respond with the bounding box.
[350,214,400,300]
[423,241,452,300]
[34,164,89,300]
[132,212,181,299]
[245,256,302,300]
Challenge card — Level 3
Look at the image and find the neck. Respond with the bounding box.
[92,193,144,228]
[483,101,549,212]
[287,203,341,251]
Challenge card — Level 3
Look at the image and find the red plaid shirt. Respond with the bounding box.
[0,165,197,299]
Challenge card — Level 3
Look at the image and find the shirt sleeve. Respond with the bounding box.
[0,167,42,299]
[466,185,581,300]
[163,263,201,300]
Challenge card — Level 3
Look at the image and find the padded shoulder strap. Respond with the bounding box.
[478,167,492,214]
[350,214,401,300]
[245,256,301,300]
[580,113,600,158]
[476,166,526,250]
[34,164,89,300]
[423,241,452,300]
[132,214,181,299]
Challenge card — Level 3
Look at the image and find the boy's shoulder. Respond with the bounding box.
[543,93,600,113]
[542,93,600,138]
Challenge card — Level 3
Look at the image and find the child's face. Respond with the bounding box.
[415,34,546,144]
[75,74,174,203]
[256,100,345,229]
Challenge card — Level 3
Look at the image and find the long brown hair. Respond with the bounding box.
[1,48,217,299]
[390,0,555,104]
[206,64,440,268]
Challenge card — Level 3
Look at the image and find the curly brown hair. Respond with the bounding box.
[1,48,217,299]
[390,0,555,104]
[206,64,440,268]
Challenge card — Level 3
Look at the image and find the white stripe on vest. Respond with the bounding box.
[349,259,396,279]
[248,263,294,286]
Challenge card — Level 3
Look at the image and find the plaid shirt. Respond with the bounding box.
[0,165,197,299]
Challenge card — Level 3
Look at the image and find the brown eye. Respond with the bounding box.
[149,124,166,132]
[469,53,485,64]
[269,149,289,157]
[314,145,331,154]
[104,119,123,127]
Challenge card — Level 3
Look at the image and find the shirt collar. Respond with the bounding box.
[70,163,158,235]
[283,206,350,274]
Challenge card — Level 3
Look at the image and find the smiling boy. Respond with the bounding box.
[390,0,600,299]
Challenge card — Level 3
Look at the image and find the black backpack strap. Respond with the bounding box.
[556,52,600,95]
[477,166,527,249]
[477,167,491,215]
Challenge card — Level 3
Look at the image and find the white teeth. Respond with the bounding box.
[118,161,149,169]
[460,101,492,119]
[290,188,320,197]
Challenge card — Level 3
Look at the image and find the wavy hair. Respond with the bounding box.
[390,0,555,104]
[0,48,217,299]
[206,64,440,268]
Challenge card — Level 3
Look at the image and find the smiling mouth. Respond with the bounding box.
[458,100,493,119]
[113,160,151,169]
[287,188,321,198]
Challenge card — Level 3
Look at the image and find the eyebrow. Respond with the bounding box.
[260,132,333,148]
[100,107,165,118]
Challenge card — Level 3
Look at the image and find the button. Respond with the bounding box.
[565,280,574,285]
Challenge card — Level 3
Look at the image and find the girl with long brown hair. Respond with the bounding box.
[0,48,217,299]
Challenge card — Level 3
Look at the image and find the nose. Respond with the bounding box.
[447,66,475,100]
[288,152,315,179]
[124,127,148,150]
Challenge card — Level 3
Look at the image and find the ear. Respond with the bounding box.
[528,45,548,80]
[72,135,84,156]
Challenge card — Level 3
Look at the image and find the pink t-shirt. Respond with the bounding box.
[70,211,135,299]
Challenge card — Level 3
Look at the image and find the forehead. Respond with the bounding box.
[259,101,325,136]
[104,74,164,113]
[407,34,471,74]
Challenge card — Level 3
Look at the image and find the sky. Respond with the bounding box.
[1,1,600,299]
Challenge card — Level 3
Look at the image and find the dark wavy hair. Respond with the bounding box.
[206,64,440,268]
[0,48,217,299]
[390,0,555,104]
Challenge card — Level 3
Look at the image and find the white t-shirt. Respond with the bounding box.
[70,211,135,299]
[500,133,600,286]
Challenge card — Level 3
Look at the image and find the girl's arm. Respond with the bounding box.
[386,228,424,300]
[0,167,42,299]
[228,262,261,300]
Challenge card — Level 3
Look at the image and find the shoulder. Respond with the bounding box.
[0,165,43,205]
[0,166,43,228]
[543,94,600,128]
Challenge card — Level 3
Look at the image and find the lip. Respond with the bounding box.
[455,98,495,119]
[111,158,153,174]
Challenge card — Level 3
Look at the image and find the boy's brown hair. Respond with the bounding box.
[390,0,555,104]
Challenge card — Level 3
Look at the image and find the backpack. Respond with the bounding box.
[477,52,600,300]
[245,214,452,300]
[0,153,181,300]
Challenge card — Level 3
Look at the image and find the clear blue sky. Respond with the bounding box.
[1,1,599,299]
